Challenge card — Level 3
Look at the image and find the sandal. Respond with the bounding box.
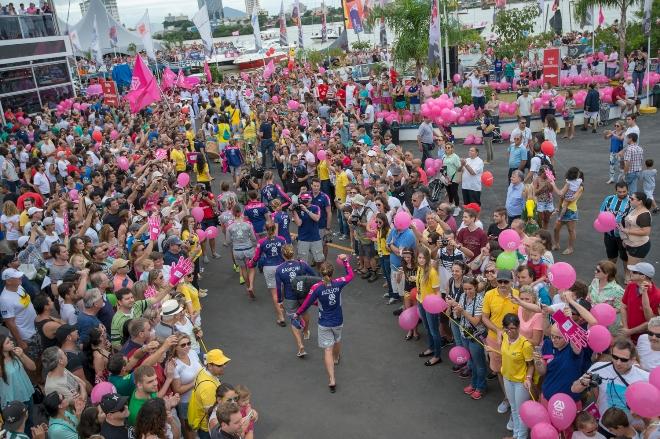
[276,320,286,327]
[413,334,421,341]
[405,332,413,341]
[328,384,336,393]
[296,349,307,358]
[424,357,442,366]
[418,350,433,358]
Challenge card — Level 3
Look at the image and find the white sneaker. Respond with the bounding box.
[203,255,209,264]
[497,399,510,414]
[506,417,513,431]
[606,179,614,184]
[453,207,461,216]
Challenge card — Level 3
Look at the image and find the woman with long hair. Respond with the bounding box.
[99,224,121,257]
[128,239,154,283]
[0,200,20,250]
[181,214,203,291]
[588,260,624,335]
[398,249,419,340]
[195,152,212,192]
[416,246,443,367]
[44,391,84,438]
[69,236,91,262]
[0,334,36,409]
[135,398,180,439]
[171,333,203,439]
[207,383,238,432]
[620,191,653,265]
[248,223,287,326]
[374,212,395,302]
[293,254,353,392]
[447,261,469,372]
[83,326,110,385]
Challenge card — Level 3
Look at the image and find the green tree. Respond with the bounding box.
[127,43,137,55]
[492,6,538,59]
[573,0,642,74]
[351,41,372,51]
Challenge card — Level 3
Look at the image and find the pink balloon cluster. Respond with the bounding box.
[424,158,443,177]
[520,394,577,434]
[421,95,478,126]
[376,111,400,124]
[287,100,300,111]
[499,101,518,115]
[464,134,482,145]
[593,211,617,233]
[16,116,31,126]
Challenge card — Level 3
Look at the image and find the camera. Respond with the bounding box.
[439,238,449,247]
[586,373,602,388]
[349,214,361,226]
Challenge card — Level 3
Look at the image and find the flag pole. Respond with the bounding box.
[437,0,444,91]
[442,0,450,91]
[645,35,650,105]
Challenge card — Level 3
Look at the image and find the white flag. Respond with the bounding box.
[193,5,214,56]
[136,10,156,61]
[428,0,440,66]
[251,7,262,51]
[279,0,288,46]
[295,0,304,48]
[90,15,104,65]
[68,29,81,51]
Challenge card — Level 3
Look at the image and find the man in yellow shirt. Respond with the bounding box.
[188,349,230,437]
[481,270,519,414]
[185,123,195,151]
[170,142,187,174]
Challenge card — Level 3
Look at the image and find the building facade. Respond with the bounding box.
[80,0,120,23]
[0,11,75,121]
[244,0,260,16]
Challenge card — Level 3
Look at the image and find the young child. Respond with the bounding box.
[526,241,549,287]
[641,158,657,213]
[572,411,606,439]
[235,384,257,439]
[554,166,583,219]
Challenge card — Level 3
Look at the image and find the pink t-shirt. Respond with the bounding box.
[518,309,544,343]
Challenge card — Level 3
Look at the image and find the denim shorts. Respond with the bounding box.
[536,200,555,212]
[559,209,578,222]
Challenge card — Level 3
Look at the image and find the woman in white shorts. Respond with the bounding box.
[532,166,555,229]
[248,223,287,326]
[226,205,257,299]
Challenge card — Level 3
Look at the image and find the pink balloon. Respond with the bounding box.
[473,136,482,145]
[593,219,610,233]
[548,262,576,290]
[91,382,117,405]
[547,393,577,431]
[317,149,327,161]
[498,229,522,251]
[318,66,326,74]
[287,100,300,111]
[590,303,617,326]
[587,324,612,353]
[398,306,420,331]
[68,189,79,201]
[448,346,471,365]
[650,367,660,391]
[117,156,129,171]
[191,207,204,223]
[520,400,551,428]
[597,211,617,231]
[110,129,119,141]
[531,422,559,439]
[501,130,511,140]
[426,165,437,177]
[205,226,218,239]
[196,228,207,242]
[625,382,660,418]
[422,294,448,314]
[271,95,280,104]
[281,128,290,137]
[433,159,443,169]
[393,210,412,231]
[411,218,425,233]
[458,116,467,125]
[424,158,435,169]
[177,172,190,188]
[453,73,461,83]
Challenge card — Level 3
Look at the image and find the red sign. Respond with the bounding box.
[100,79,119,107]
[543,48,560,87]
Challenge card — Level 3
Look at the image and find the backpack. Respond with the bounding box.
[537,153,554,174]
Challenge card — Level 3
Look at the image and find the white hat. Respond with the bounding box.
[17,236,29,248]
[27,207,42,216]
[41,217,54,226]
[1,268,24,281]
[367,150,377,157]
[160,299,183,317]
[152,171,163,178]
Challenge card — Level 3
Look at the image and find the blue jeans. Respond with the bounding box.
[450,319,465,348]
[606,67,617,79]
[197,430,211,439]
[462,335,488,391]
[380,255,394,297]
[418,303,442,358]
[504,378,530,439]
[632,70,644,95]
[626,171,640,193]
[337,211,349,236]
[260,138,275,168]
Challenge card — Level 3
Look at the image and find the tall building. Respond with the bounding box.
[244,0,260,16]
[80,0,120,23]
[198,0,224,27]
[0,5,75,122]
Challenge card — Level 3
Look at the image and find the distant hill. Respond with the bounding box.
[223,6,246,18]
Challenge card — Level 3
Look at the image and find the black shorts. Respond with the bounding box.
[625,241,651,259]
[201,218,219,230]
[604,233,628,261]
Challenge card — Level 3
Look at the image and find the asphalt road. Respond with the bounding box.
[199,115,659,439]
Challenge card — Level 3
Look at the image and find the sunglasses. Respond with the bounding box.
[648,331,660,339]
[178,341,191,348]
[611,353,630,363]
[594,267,602,273]
[497,280,511,284]
[504,326,518,331]
[485,270,496,274]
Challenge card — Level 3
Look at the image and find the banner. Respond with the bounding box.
[193,5,215,56]
[293,0,304,48]
[125,55,160,113]
[204,61,212,83]
[279,0,288,46]
[379,0,387,47]
[343,0,364,32]
[136,10,156,61]
[321,0,327,42]
[598,6,605,26]
[428,0,441,67]
[643,0,651,36]
[162,67,177,90]
[90,15,104,65]
[549,9,562,35]
[100,79,119,107]
[543,48,560,87]
[582,5,593,27]
[251,7,263,51]
[109,25,118,47]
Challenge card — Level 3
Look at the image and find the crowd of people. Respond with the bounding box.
[0,42,658,439]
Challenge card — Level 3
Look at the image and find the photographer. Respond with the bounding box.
[192,185,221,260]
[437,232,473,271]
[291,193,324,268]
[571,338,649,437]
[350,194,378,283]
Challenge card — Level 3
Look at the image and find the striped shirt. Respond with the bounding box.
[624,143,644,173]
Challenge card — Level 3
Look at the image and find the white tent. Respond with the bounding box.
[60,0,162,56]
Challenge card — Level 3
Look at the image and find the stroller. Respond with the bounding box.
[428,166,449,206]
[598,103,610,127]
[491,125,503,143]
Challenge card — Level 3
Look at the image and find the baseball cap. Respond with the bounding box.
[299,193,312,202]
[17,236,29,248]
[464,202,481,213]
[205,349,231,366]
[167,236,183,246]
[627,262,655,279]
[367,149,377,157]
[100,393,129,414]
[384,144,397,151]
[110,258,129,274]
[391,166,402,176]
[496,270,513,282]
[27,207,43,216]
[41,217,54,226]
[351,194,366,206]
[55,324,77,345]
[160,299,183,317]
[1,268,23,281]
[3,401,27,428]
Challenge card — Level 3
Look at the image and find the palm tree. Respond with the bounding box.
[573,0,641,75]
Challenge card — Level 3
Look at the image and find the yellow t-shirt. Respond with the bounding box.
[185,131,195,151]
[318,159,330,181]
[178,282,201,314]
[501,334,534,382]
[482,288,520,340]
[187,368,220,431]
[376,229,390,256]
[19,211,30,228]
[225,106,240,126]
[415,267,440,303]
[217,123,231,144]
[182,229,201,261]
[243,122,256,142]
[170,148,187,172]
[212,97,222,109]
[422,224,445,242]
[195,163,211,183]
[335,171,349,203]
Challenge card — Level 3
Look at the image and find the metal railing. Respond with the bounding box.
[0,14,57,40]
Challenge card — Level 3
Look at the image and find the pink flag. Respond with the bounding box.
[263,59,275,80]
[598,6,605,26]
[232,30,240,36]
[125,55,160,113]
[204,61,212,83]
[162,67,177,90]
[176,69,201,90]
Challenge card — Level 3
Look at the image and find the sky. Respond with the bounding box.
[54,0,333,27]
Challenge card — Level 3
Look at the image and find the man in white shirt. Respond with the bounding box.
[460,146,484,205]
[0,268,37,350]
[345,78,357,110]
[363,97,375,136]
[624,114,640,143]
[32,164,50,196]
[516,91,533,127]
[636,316,660,371]
[510,118,533,151]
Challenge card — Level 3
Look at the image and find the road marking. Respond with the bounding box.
[290,233,353,252]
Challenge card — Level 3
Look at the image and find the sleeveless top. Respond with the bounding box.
[35,318,58,350]
[622,209,651,247]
